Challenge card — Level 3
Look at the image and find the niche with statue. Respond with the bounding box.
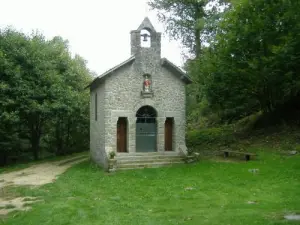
[141,74,153,98]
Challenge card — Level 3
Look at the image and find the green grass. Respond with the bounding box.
[1,150,300,225]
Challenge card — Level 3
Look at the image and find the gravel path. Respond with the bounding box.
[0,155,88,215]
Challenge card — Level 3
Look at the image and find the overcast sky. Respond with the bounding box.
[0,0,184,75]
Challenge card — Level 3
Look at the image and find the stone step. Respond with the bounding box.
[117,158,184,164]
[116,152,180,157]
[112,152,186,171]
[116,152,180,158]
[117,161,183,170]
[116,155,182,161]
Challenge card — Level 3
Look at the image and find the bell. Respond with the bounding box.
[141,33,149,42]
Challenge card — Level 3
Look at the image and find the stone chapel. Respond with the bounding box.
[87,17,192,170]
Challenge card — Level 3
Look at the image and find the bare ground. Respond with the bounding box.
[0,155,88,215]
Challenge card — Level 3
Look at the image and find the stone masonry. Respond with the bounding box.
[88,17,192,170]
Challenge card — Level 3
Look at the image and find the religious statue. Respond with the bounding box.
[143,75,151,92]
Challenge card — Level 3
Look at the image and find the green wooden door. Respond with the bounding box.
[136,123,157,152]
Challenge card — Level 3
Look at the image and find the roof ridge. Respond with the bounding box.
[86,56,135,89]
[98,55,135,79]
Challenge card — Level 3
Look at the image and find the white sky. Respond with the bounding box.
[0,0,185,76]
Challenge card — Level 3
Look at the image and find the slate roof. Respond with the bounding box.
[160,58,192,84]
[86,56,135,89]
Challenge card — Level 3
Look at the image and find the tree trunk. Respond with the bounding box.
[195,28,201,59]
[66,118,71,153]
[194,3,204,59]
[0,151,8,166]
[55,119,64,156]
[30,115,42,161]
[32,136,40,161]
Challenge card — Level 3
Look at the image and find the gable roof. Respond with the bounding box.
[137,17,157,32]
[86,56,192,90]
[86,56,135,89]
[160,58,192,84]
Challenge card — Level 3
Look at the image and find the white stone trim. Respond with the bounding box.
[111,110,132,118]
[165,111,182,118]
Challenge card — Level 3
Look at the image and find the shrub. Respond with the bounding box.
[186,126,236,150]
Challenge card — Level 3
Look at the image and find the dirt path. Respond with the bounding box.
[0,155,88,215]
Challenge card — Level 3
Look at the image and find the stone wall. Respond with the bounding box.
[90,82,108,169]
[103,58,186,154]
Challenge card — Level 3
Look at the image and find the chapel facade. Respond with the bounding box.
[88,17,192,170]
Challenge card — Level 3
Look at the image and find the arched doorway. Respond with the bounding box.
[136,106,157,152]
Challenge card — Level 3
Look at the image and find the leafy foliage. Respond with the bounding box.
[186,125,236,149]
[152,0,300,126]
[151,0,300,156]
[202,0,300,121]
[148,0,230,58]
[0,28,92,165]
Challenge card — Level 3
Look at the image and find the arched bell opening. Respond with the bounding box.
[136,106,157,152]
[140,29,151,48]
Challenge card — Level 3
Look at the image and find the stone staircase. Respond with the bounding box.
[115,152,185,170]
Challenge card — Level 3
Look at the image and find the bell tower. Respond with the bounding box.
[130,17,161,59]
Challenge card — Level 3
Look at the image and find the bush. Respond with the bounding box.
[186,126,236,150]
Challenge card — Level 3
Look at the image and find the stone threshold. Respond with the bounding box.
[116,151,180,156]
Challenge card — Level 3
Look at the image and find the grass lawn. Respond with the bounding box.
[1,150,300,225]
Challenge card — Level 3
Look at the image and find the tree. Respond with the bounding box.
[0,28,92,164]
[0,29,30,164]
[148,0,230,58]
[148,0,233,127]
[204,0,300,120]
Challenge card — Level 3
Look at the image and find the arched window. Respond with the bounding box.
[136,105,157,123]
